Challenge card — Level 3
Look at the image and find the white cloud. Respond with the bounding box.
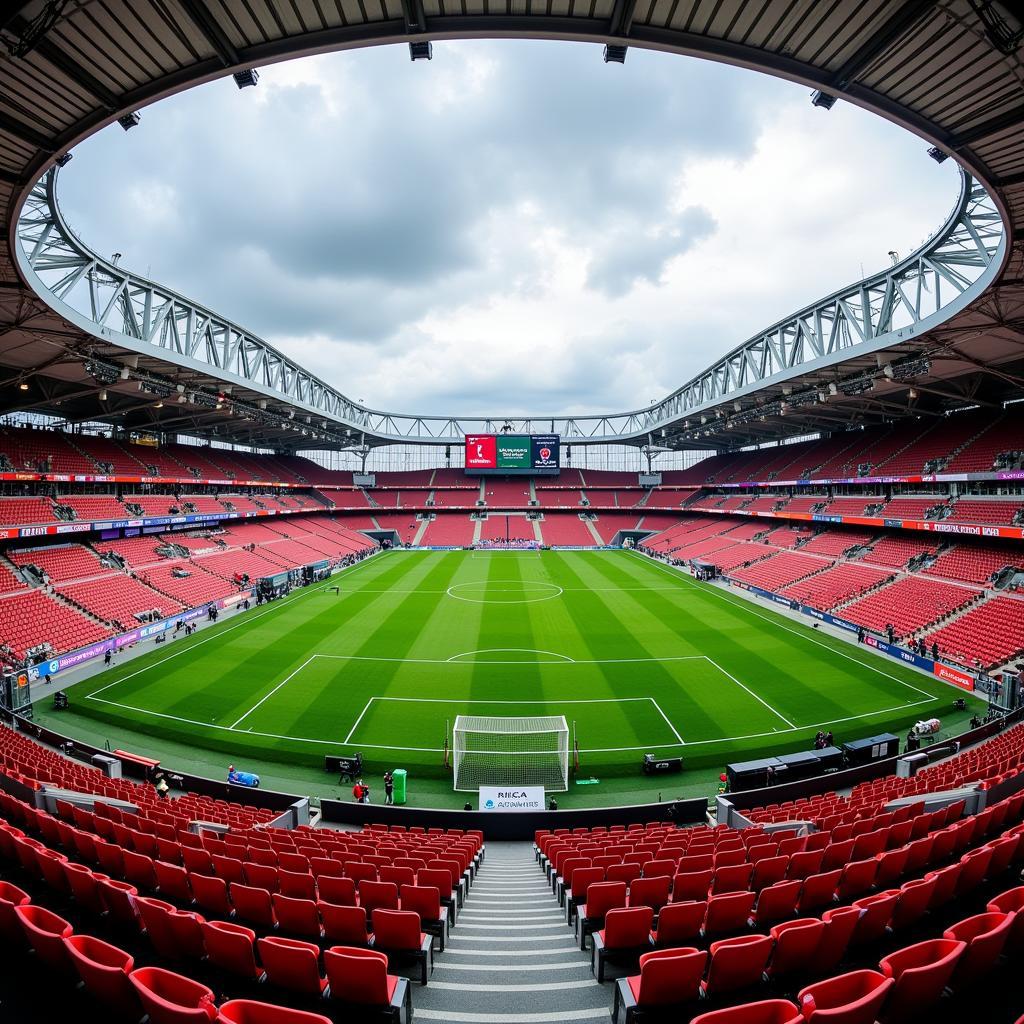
[58,40,958,417]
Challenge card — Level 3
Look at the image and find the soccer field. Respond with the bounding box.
[51,548,983,785]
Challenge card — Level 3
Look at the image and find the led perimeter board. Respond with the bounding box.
[465,434,560,476]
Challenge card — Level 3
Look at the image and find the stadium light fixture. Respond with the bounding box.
[409,40,433,60]
[18,381,29,391]
[233,69,259,89]
[99,390,107,401]
[603,44,627,63]
[810,90,837,110]
[55,152,72,167]
[927,146,948,163]
[118,112,141,131]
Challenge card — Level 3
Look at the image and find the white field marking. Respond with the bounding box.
[363,695,655,705]
[345,586,685,593]
[85,551,393,701]
[343,698,376,744]
[629,551,939,701]
[87,691,933,755]
[84,697,446,751]
[705,656,795,730]
[230,656,316,729]
[311,653,706,666]
[446,649,576,663]
[446,581,564,605]
[649,697,685,745]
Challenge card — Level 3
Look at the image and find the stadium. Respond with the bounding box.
[1,1,1024,1022]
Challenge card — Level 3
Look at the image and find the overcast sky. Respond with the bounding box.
[59,40,958,418]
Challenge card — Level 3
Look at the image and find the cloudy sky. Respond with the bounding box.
[59,40,958,418]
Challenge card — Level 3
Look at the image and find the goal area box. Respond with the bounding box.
[452,715,569,792]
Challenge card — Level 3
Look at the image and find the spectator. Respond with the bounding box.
[824,730,834,747]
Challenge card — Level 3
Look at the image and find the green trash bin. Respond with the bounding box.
[392,768,407,805]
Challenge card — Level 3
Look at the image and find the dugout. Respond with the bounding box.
[842,732,900,766]
[691,559,717,581]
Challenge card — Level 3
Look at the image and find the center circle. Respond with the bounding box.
[446,580,564,604]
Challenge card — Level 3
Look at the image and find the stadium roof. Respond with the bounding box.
[0,0,1022,453]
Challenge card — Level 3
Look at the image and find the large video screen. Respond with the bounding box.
[464,434,560,476]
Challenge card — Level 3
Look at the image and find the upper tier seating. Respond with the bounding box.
[0,427,97,475]
[924,596,1024,669]
[71,435,149,475]
[538,515,597,546]
[943,413,1024,473]
[578,470,632,486]
[778,562,893,609]
[0,590,112,659]
[841,577,979,638]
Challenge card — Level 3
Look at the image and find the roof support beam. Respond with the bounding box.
[0,110,52,150]
[608,0,637,38]
[950,104,1024,149]
[828,0,935,90]
[400,0,427,34]
[8,16,120,109]
[177,0,241,66]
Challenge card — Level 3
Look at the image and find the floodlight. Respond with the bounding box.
[55,152,73,167]
[811,90,837,110]
[118,112,141,131]
[409,40,432,60]
[603,44,627,63]
[233,69,259,89]
[927,146,948,163]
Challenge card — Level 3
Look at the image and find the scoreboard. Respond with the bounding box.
[464,434,560,476]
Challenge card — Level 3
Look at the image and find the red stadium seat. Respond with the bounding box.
[878,938,965,1024]
[613,947,706,1023]
[202,920,265,980]
[798,969,894,1024]
[324,946,411,1022]
[591,905,654,982]
[702,934,774,996]
[690,1001,802,1024]
[257,936,327,996]
[64,934,140,1020]
[130,966,218,1024]
[217,1000,333,1024]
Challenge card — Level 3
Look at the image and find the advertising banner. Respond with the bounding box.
[478,786,546,811]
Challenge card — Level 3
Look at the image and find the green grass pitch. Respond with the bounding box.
[44,548,984,802]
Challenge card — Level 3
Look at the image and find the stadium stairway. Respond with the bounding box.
[412,842,608,1024]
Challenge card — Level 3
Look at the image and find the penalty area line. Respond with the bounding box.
[230,655,317,729]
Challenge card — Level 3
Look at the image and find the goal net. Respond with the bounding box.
[452,715,569,792]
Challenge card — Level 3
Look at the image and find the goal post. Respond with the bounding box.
[452,715,570,792]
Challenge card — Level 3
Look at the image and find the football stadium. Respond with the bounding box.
[1,2,1024,1023]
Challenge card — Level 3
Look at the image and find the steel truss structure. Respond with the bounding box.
[14,164,1004,448]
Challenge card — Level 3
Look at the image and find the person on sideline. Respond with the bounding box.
[383,771,394,805]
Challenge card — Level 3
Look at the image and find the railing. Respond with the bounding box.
[15,164,1004,447]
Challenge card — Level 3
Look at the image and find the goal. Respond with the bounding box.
[451,715,570,792]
